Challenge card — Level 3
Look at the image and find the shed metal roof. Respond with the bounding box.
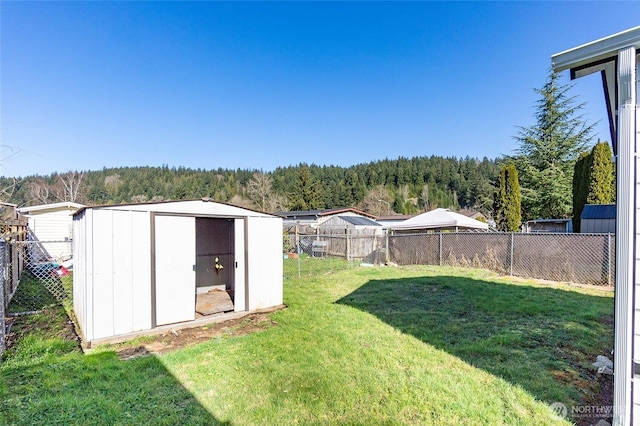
[581,204,616,220]
[338,216,381,227]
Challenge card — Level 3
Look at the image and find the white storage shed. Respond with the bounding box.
[18,202,85,260]
[72,199,283,346]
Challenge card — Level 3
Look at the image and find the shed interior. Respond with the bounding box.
[195,217,236,316]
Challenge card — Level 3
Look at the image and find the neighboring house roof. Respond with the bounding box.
[526,218,572,224]
[276,207,377,220]
[337,216,382,227]
[391,208,488,231]
[581,204,616,220]
[459,209,487,221]
[18,202,85,215]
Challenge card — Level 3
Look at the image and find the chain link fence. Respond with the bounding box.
[389,232,615,286]
[1,240,73,357]
[283,230,615,286]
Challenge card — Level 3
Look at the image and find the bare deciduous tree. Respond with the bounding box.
[267,193,288,213]
[419,184,430,212]
[29,179,52,204]
[228,194,253,209]
[360,185,393,216]
[55,171,85,203]
[246,172,273,211]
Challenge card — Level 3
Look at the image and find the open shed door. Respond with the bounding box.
[154,215,196,326]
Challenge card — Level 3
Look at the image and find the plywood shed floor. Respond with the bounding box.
[196,289,234,316]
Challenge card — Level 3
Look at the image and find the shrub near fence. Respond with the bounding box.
[389,232,615,286]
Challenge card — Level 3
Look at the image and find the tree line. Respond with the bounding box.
[0,157,501,217]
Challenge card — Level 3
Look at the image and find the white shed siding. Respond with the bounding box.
[73,200,282,344]
[154,215,196,326]
[76,209,153,341]
[72,210,87,340]
[112,210,152,335]
[92,209,115,340]
[131,212,152,332]
[246,216,283,310]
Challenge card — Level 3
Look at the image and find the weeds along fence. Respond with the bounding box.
[0,240,72,357]
[284,230,615,286]
[390,232,615,285]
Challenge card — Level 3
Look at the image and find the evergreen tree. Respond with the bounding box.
[493,164,521,232]
[288,165,322,210]
[572,151,591,233]
[586,141,615,205]
[571,141,615,232]
[514,69,594,220]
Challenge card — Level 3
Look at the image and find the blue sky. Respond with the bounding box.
[1,1,638,178]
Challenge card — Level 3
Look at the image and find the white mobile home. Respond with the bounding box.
[18,202,85,260]
[72,199,283,346]
[553,26,639,425]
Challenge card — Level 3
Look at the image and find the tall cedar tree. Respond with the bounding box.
[514,69,594,220]
[572,141,615,232]
[572,151,592,233]
[586,141,615,205]
[288,165,322,210]
[493,164,521,232]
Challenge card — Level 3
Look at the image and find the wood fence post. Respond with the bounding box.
[345,228,350,262]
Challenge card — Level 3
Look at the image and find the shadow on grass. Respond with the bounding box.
[336,275,614,408]
[0,310,230,425]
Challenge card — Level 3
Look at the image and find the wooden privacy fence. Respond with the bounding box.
[0,219,28,357]
[287,229,385,263]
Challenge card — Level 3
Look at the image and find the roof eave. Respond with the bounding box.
[552,26,640,73]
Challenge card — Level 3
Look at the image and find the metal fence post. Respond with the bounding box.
[385,231,389,264]
[296,225,301,278]
[346,228,351,263]
[439,232,442,266]
[607,233,612,286]
[510,233,514,276]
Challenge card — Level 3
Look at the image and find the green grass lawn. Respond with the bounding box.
[1,262,613,425]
